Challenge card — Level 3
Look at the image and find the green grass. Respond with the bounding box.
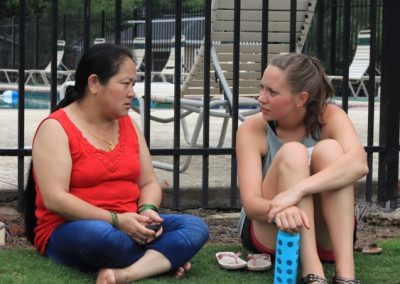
[0,240,399,284]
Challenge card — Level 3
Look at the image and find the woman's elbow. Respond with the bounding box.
[41,193,66,213]
[357,155,369,178]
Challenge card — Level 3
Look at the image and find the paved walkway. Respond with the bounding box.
[0,101,389,205]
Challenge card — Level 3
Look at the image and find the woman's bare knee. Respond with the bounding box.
[277,142,309,171]
[311,139,343,171]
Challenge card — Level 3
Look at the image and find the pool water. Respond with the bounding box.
[0,91,170,110]
[0,92,52,109]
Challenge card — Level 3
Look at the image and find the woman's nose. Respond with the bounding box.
[130,86,136,98]
[258,89,268,102]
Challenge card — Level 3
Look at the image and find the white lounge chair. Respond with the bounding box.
[93,38,106,44]
[0,39,73,92]
[159,35,186,83]
[133,0,317,172]
[133,37,146,71]
[44,40,67,72]
[329,30,381,98]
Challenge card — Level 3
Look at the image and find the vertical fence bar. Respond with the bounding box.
[202,0,212,208]
[62,14,66,40]
[115,0,121,44]
[11,16,16,69]
[173,0,183,209]
[143,0,152,144]
[341,0,351,112]
[329,0,337,74]
[50,0,58,111]
[365,0,377,202]
[17,0,26,211]
[261,0,269,73]
[83,0,91,51]
[101,11,106,38]
[378,0,400,209]
[289,0,296,52]
[230,0,240,207]
[35,15,39,69]
[317,0,325,61]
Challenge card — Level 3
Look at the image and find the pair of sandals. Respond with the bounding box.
[215,251,272,271]
[298,273,361,284]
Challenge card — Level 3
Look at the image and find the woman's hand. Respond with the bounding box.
[117,212,162,245]
[267,187,303,222]
[272,206,310,233]
[139,209,164,243]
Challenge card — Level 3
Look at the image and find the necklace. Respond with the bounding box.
[75,104,117,151]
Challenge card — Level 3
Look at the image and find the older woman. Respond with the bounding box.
[25,43,209,284]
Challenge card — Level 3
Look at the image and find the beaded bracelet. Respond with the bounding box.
[110,211,119,229]
[138,204,159,214]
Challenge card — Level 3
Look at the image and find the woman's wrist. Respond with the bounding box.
[138,203,159,214]
[109,211,119,229]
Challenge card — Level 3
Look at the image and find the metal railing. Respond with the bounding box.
[0,0,398,211]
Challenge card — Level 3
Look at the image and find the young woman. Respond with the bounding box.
[236,53,368,283]
[25,43,209,284]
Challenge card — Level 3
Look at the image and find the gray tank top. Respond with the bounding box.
[237,121,321,236]
[262,121,321,177]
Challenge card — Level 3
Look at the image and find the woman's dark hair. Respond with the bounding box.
[269,53,334,140]
[24,43,134,244]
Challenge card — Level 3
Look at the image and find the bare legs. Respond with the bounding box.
[252,140,356,281]
[312,140,356,278]
[96,250,192,284]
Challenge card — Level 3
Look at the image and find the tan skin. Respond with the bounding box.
[236,65,368,281]
[33,57,190,283]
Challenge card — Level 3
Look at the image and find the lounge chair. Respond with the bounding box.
[93,38,106,44]
[133,37,146,71]
[329,30,381,98]
[159,35,186,83]
[44,40,67,72]
[0,39,73,92]
[132,0,317,172]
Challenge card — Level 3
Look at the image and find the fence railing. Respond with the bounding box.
[0,0,398,211]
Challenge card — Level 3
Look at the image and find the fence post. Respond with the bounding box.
[17,0,26,212]
[378,0,400,209]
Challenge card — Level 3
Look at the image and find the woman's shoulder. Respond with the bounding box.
[320,102,354,135]
[239,113,267,132]
[237,113,267,143]
[321,102,348,121]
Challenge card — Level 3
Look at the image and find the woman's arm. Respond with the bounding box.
[132,119,162,210]
[33,119,115,223]
[236,114,272,222]
[297,104,369,196]
[33,118,153,241]
[268,104,368,218]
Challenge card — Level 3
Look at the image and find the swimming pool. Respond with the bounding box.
[0,91,169,110]
[0,91,52,109]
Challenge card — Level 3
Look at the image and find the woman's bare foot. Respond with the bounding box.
[174,262,192,279]
[96,269,116,284]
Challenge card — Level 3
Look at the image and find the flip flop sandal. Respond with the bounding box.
[246,253,272,271]
[333,274,361,284]
[298,274,328,284]
[215,252,247,270]
[361,243,383,254]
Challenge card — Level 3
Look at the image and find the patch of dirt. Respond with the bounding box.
[1,199,399,250]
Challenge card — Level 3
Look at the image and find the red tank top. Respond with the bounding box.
[33,109,141,254]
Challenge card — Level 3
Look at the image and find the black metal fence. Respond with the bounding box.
[0,0,399,210]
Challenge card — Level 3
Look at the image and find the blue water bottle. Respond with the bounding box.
[273,230,300,284]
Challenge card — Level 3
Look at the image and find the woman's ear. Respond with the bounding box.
[296,91,309,107]
[87,74,99,94]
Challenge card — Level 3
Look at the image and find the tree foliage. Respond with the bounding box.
[0,0,204,18]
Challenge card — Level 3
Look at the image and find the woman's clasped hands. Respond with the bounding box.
[117,211,163,245]
[267,188,310,234]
